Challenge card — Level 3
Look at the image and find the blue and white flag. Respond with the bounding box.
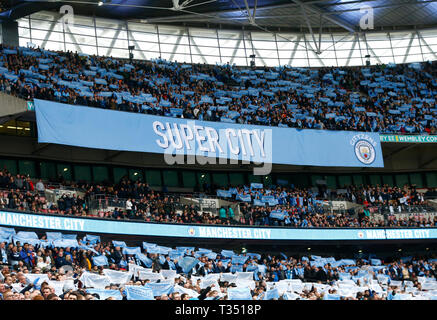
[79,271,110,289]
[236,194,251,202]
[232,255,249,265]
[264,288,280,300]
[78,245,99,255]
[143,242,157,250]
[103,269,131,285]
[144,283,174,297]
[85,235,101,244]
[217,190,232,198]
[206,253,217,260]
[247,253,262,260]
[176,246,194,253]
[24,274,49,287]
[156,246,172,254]
[136,253,153,268]
[173,284,200,299]
[46,232,63,241]
[86,288,123,300]
[16,231,38,239]
[112,240,127,248]
[250,183,263,189]
[227,287,252,300]
[221,250,235,258]
[231,265,244,273]
[371,259,382,266]
[169,251,184,261]
[122,246,141,255]
[62,234,77,240]
[179,257,199,273]
[92,255,109,267]
[125,285,154,300]
[52,239,79,248]
[0,227,15,239]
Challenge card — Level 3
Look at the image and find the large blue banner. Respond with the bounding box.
[34,100,384,168]
[0,211,435,241]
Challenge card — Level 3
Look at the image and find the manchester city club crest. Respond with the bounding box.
[354,139,376,165]
[188,228,195,236]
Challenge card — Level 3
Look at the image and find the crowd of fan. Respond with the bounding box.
[1,168,437,228]
[1,45,437,135]
[0,230,436,300]
[220,183,436,228]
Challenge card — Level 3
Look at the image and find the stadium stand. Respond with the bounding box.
[1,1,437,303]
[0,229,436,300]
[0,45,436,135]
[0,169,437,228]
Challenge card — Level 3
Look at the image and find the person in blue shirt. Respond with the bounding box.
[19,243,34,268]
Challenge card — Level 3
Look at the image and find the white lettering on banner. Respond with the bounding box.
[252,130,266,157]
[0,211,434,241]
[414,229,430,238]
[153,121,169,148]
[0,212,85,231]
[365,230,386,239]
[165,122,183,150]
[198,227,270,239]
[152,120,267,159]
[179,124,194,150]
[193,125,209,152]
[225,129,239,155]
[241,129,254,157]
[386,229,430,239]
[350,133,377,147]
[205,127,223,154]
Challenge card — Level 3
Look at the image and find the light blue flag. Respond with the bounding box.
[87,289,123,300]
[169,251,184,261]
[144,283,174,297]
[232,255,249,265]
[247,253,261,260]
[16,231,38,239]
[0,227,15,239]
[85,235,101,244]
[221,250,235,258]
[230,265,243,273]
[340,259,356,266]
[46,232,63,241]
[176,247,195,253]
[62,234,77,240]
[155,246,172,254]
[125,286,154,300]
[227,287,252,300]
[206,253,217,260]
[13,236,40,246]
[136,253,153,268]
[52,239,79,248]
[122,247,141,255]
[179,257,199,274]
[250,183,263,189]
[78,245,99,255]
[324,294,341,300]
[143,242,157,250]
[371,259,382,266]
[93,255,109,266]
[112,240,127,248]
[264,288,280,300]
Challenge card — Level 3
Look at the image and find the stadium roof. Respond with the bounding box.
[2,0,437,33]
